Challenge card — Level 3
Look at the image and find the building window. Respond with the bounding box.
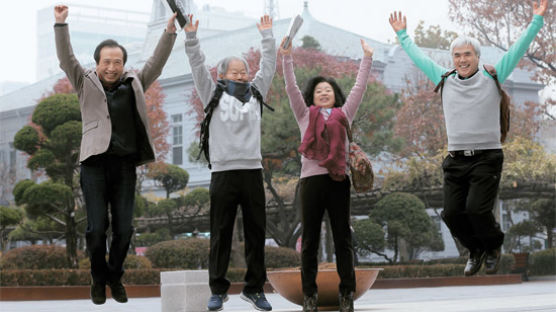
[173,126,183,145]
[172,114,182,123]
[172,146,183,165]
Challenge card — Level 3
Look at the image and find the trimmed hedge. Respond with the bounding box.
[0,245,83,269]
[0,269,162,286]
[146,238,210,269]
[145,239,301,270]
[264,245,301,268]
[78,255,152,269]
[529,248,556,276]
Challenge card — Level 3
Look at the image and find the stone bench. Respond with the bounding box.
[161,270,210,312]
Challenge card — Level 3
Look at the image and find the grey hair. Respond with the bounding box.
[449,36,481,58]
[216,56,250,77]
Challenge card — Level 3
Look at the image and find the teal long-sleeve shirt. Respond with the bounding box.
[396,14,544,85]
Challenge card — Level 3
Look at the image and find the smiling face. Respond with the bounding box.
[313,82,336,108]
[220,59,249,83]
[96,46,124,87]
[452,44,479,78]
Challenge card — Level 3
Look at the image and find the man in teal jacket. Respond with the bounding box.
[389,0,547,276]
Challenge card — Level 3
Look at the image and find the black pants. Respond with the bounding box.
[441,149,505,252]
[80,154,136,284]
[299,174,355,296]
[208,169,267,295]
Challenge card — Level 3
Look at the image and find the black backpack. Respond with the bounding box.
[433,65,510,143]
[197,81,274,169]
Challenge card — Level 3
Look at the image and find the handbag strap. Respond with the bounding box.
[340,116,354,143]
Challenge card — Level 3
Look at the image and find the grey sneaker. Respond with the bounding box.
[240,291,272,311]
[303,293,318,312]
[207,293,228,311]
[338,291,354,312]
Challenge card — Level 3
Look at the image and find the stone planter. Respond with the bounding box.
[267,268,382,310]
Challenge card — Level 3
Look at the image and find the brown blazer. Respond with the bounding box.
[54,24,177,165]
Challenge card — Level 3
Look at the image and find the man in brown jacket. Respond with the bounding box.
[54,5,177,305]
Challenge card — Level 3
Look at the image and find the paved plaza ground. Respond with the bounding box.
[2,279,555,312]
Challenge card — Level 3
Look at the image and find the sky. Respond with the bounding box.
[0,0,459,85]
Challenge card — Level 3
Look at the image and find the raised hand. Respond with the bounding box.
[257,15,273,33]
[361,39,374,58]
[389,11,407,33]
[279,37,292,56]
[185,14,199,33]
[533,0,548,16]
[166,13,178,33]
[54,5,68,23]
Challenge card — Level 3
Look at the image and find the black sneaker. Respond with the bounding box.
[90,281,106,305]
[338,291,354,312]
[240,291,272,311]
[207,293,228,311]
[107,280,128,303]
[464,249,485,276]
[485,248,501,274]
[303,293,318,312]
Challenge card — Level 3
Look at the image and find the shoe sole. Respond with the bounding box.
[207,295,229,311]
[240,293,272,311]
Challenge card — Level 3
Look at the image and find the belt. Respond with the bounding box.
[448,149,501,157]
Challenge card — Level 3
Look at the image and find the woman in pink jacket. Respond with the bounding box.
[280,38,373,312]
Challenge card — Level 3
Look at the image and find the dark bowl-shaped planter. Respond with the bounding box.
[267,268,382,310]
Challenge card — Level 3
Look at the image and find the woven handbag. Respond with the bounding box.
[344,120,374,193]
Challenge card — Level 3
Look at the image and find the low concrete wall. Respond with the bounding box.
[0,274,523,301]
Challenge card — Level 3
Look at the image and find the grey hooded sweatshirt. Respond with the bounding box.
[185,29,276,172]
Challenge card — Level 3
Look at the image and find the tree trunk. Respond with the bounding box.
[547,228,553,249]
[65,209,79,268]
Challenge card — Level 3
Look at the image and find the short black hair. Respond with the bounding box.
[94,39,127,65]
[302,76,346,107]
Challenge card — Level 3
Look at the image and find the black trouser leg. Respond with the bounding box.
[300,175,326,296]
[239,170,267,293]
[208,171,239,295]
[106,159,136,282]
[326,176,355,295]
[81,163,110,284]
[442,150,505,252]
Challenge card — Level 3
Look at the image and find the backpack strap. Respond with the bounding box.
[433,69,457,96]
[197,82,226,169]
[250,84,274,115]
[483,64,504,96]
[483,64,511,143]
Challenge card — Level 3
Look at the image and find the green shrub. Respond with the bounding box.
[78,254,152,269]
[0,269,161,286]
[146,238,210,269]
[0,245,82,269]
[529,248,556,276]
[265,245,301,268]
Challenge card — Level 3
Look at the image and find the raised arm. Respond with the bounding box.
[251,15,277,99]
[280,37,308,122]
[137,13,178,90]
[494,0,546,83]
[389,11,446,85]
[184,15,216,107]
[343,39,374,123]
[54,5,84,92]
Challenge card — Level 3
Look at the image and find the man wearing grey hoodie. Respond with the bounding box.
[184,14,276,311]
